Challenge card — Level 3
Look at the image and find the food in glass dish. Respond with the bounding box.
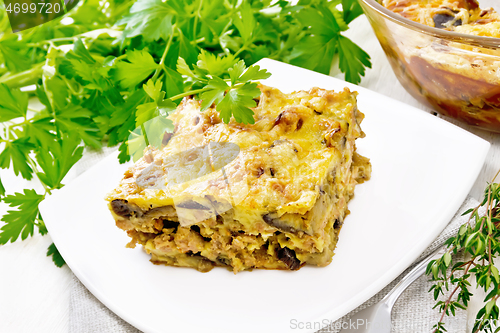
[360,0,500,132]
[381,0,500,36]
[106,85,371,273]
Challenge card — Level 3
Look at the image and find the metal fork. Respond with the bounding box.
[339,246,447,333]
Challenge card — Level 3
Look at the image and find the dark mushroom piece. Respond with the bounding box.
[176,201,210,210]
[163,219,179,229]
[277,246,301,270]
[110,199,144,218]
[433,13,462,29]
[262,214,298,233]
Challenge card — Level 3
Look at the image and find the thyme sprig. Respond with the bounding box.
[427,170,500,333]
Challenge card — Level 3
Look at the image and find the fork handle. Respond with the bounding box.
[381,246,447,309]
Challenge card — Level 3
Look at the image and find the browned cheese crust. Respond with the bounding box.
[382,0,500,36]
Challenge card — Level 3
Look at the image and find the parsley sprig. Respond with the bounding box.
[0,0,371,266]
[177,54,271,123]
[427,170,500,333]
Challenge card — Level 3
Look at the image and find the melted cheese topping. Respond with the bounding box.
[107,85,365,228]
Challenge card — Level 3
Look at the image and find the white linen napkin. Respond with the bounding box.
[69,279,141,333]
[67,149,480,333]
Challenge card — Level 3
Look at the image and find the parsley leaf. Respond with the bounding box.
[37,213,48,236]
[0,84,28,122]
[299,5,344,35]
[233,2,256,43]
[177,57,209,82]
[199,77,228,111]
[212,61,270,123]
[127,128,148,162]
[337,35,372,85]
[177,30,198,67]
[133,80,175,157]
[24,116,57,148]
[58,39,118,95]
[290,5,342,74]
[218,82,260,124]
[136,80,176,126]
[0,36,31,72]
[47,243,66,268]
[163,66,185,98]
[196,50,237,78]
[54,104,102,149]
[118,141,131,164]
[0,189,44,244]
[142,79,164,102]
[35,84,53,114]
[138,116,175,155]
[177,57,270,124]
[117,0,174,42]
[36,135,84,189]
[237,63,271,83]
[45,76,70,111]
[109,90,147,140]
[113,50,159,89]
[0,138,35,180]
[289,3,371,82]
[66,38,96,65]
[228,60,247,85]
[342,0,365,24]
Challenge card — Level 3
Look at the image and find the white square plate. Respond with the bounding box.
[40,59,490,333]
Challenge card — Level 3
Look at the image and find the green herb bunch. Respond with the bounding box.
[0,0,371,266]
[427,171,500,333]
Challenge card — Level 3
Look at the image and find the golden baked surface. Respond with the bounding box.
[106,85,370,273]
[381,0,500,36]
